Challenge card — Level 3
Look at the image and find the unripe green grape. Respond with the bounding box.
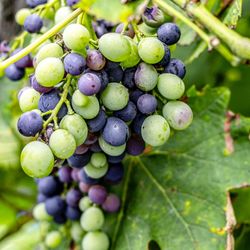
[36,43,64,64]
[60,114,88,146]
[72,96,99,119]
[82,231,110,250]
[80,207,104,231]
[101,82,129,111]
[98,136,126,156]
[157,73,185,100]
[55,7,73,24]
[72,90,89,107]
[99,33,131,62]
[162,101,193,130]
[19,88,40,112]
[79,197,93,212]
[49,129,76,159]
[90,153,107,168]
[15,8,31,25]
[30,34,51,55]
[141,115,170,146]
[63,24,90,52]
[33,203,51,221]
[138,23,157,36]
[138,37,165,64]
[21,141,54,178]
[45,231,62,249]
[35,57,65,87]
[70,222,84,242]
[84,162,108,179]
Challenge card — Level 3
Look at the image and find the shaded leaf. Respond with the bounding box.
[177,21,197,46]
[185,41,207,65]
[223,0,242,28]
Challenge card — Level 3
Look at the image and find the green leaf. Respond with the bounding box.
[223,0,242,28]
[177,21,197,46]
[107,87,250,250]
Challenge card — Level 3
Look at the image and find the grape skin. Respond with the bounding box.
[82,231,109,250]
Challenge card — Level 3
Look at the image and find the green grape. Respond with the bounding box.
[45,231,62,249]
[60,114,88,146]
[141,115,170,146]
[19,88,40,112]
[90,152,107,168]
[82,231,110,250]
[138,23,157,36]
[79,197,93,212]
[80,207,104,231]
[35,57,65,87]
[120,37,140,68]
[55,7,73,24]
[33,203,51,221]
[101,82,129,111]
[20,141,54,178]
[72,95,99,119]
[70,222,84,242]
[162,101,193,130]
[138,37,165,64]
[98,136,126,156]
[63,24,90,52]
[157,73,185,100]
[72,90,89,107]
[36,43,64,64]
[84,162,108,179]
[49,129,76,159]
[15,8,31,25]
[99,33,131,62]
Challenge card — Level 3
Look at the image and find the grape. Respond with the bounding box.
[12,49,32,68]
[107,152,125,164]
[63,24,90,52]
[45,231,62,249]
[98,33,131,62]
[162,101,193,130]
[76,144,90,154]
[17,111,43,137]
[86,49,106,71]
[65,207,81,221]
[79,197,92,212]
[90,142,102,153]
[70,222,83,242]
[80,207,104,231]
[114,101,137,123]
[132,112,146,135]
[142,6,165,28]
[78,73,102,96]
[66,0,79,6]
[72,90,89,107]
[38,176,63,197]
[88,185,108,205]
[99,136,126,156]
[164,58,186,79]
[102,117,129,146]
[18,87,40,112]
[20,141,54,178]
[58,166,72,183]
[33,203,51,221]
[129,89,144,103]
[123,67,136,89]
[30,74,53,93]
[15,8,31,25]
[79,182,91,193]
[60,114,88,146]
[157,73,185,100]
[126,135,145,156]
[155,43,171,69]
[55,7,73,24]
[85,69,109,91]
[90,153,107,168]
[37,193,48,203]
[64,53,86,76]
[24,14,43,33]
[67,152,91,168]
[53,213,67,224]
[45,196,66,216]
[36,43,64,64]
[87,109,107,133]
[138,22,157,36]
[71,168,80,182]
[115,23,135,38]
[137,94,157,114]
[104,61,124,82]
[5,64,25,81]
[134,62,158,91]
[101,82,129,111]
[72,95,100,119]
[102,194,121,213]
[35,57,65,87]
[138,37,165,64]
[82,231,109,250]
[104,163,124,184]
[141,115,170,146]
[49,129,76,159]
[66,188,82,207]
[157,23,181,45]
[78,168,99,185]
[26,0,47,8]
[84,162,108,179]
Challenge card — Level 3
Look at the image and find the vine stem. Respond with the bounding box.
[0,8,83,72]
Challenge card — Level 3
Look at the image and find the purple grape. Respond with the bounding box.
[5,64,25,81]
[86,49,106,71]
[164,58,186,79]
[24,14,43,33]
[102,194,121,213]
[85,69,109,91]
[107,152,126,164]
[71,168,80,182]
[142,6,165,28]
[79,182,91,193]
[114,101,137,122]
[37,193,48,203]
[53,213,67,224]
[88,185,108,205]
[84,133,98,145]
[75,144,89,155]
[26,0,47,8]
[90,142,102,153]
[17,111,43,137]
[66,0,79,6]
[157,23,181,45]
[38,176,64,197]
[104,61,123,82]
[87,109,107,133]
[137,94,157,114]
[129,89,144,104]
[115,23,135,38]
[126,135,145,156]
[45,196,66,216]
[67,151,91,169]
[78,73,102,96]
[123,67,136,89]
[64,53,86,76]
[58,166,72,183]
[132,113,147,135]
[12,49,32,68]
[66,206,81,220]
[30,74,53,93]
[104,163,124,184]
[66,189,82,207]
[78,168,99,185]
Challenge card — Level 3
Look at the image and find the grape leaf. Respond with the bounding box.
[177,21,197,46]
[223,0,242,28]
[108,87,250,250]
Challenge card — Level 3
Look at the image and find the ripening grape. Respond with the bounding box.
[15,8,31,26]
[157,22,181,45]
[45,231,62,249]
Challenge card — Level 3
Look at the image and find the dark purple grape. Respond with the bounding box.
[107,152,126,164]
[78,73,102,96]
[85,69,109,91]
[30,74,53,93]
[87,109,107,133]
[53,213,67,224]
[84,133,98,145]
[114,101,137,122]
[157,23,181,45]
[12,49,32,68]
[123,67,136,89]
[64,53,86,76]
[137,94,157,114]
[37,193,48,203]
[26,0,47,8]
[104,163,124,184]
[5,64,25,81]
[66,189,82,207]
[129,89,144,104]
[132,113,146,135]
[142,6,165,28]
[86,49,106,71]
[126,135,145,156]
[17,111,43,137]
[67,151,91,168]
[102,117,129,146]
[38,176,64,197]
[79,182,91,193]
[45,196,66,216]
[90,142,102,153]
[154,43,171,69]
[66,0,79,6]
[102,194,121,213]
[105,61,123,82]
[75,144,89,155]
[66,206,81,220]
[88,185,108,205]
[58,166,72,183]
[24,14,43,33]
[164,58,186,79]
[115,23,135,38]
[78,168,99,185]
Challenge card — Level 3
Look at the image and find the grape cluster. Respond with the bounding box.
[4,1,193,249]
